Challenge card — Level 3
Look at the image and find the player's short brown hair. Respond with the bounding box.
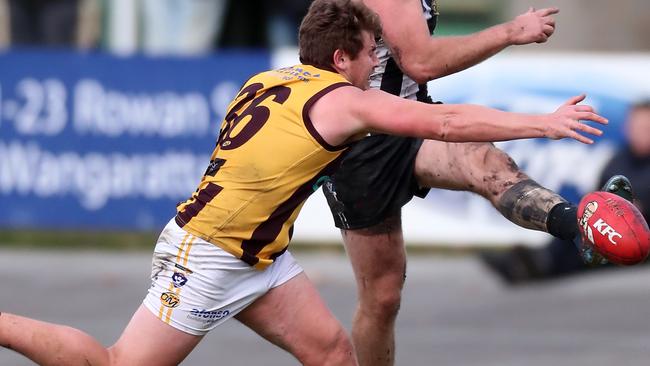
[299,0,382,72]
[632,99,650,110]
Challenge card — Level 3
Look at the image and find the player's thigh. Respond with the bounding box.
[414,139,525,193]
[342,215,407,294]
[235,273,352,359]
[109,305,203,366]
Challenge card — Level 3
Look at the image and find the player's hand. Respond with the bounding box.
[543,94,609,144]
[508,7,559,45]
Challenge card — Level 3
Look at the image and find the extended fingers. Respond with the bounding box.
[574,105,594,113]
[570,130,594,145]
[563,94,586,106]
[537,7,560,16]
[577,111,608,125]
[573,120,603,136]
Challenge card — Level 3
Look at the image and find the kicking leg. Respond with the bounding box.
[414,140,617,266]
[0,305,202,366]
[235,273,357,366]
[414,140,572,237]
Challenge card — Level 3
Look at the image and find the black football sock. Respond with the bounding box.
[546,202,578,240]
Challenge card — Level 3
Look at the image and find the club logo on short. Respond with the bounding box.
[172,272,188,288]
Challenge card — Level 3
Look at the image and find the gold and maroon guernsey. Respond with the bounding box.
[175,65,352,269]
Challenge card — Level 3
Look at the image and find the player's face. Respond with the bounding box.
[626,107,650,157]
[347,31,379,90]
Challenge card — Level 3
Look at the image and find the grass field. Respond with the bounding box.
[0,230,159,250]
[0,230,490,256]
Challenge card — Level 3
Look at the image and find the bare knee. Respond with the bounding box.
[358,273,404,321]
[322,328,356,366]
[38,326,109,366]
[299,327,356,366]
[465,143,529,202]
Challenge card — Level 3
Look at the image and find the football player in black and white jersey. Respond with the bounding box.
[321,2,616,365]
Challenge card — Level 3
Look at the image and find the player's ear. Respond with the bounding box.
[332,49,348,71]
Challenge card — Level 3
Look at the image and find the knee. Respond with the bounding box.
[472,143,518,176]
[322,328,356,366]
[300,327,356,366]
[470,144,528,199]
[358,275,404,319]
[44,326,110,365]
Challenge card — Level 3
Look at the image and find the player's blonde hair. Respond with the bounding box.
[299,0,382,72]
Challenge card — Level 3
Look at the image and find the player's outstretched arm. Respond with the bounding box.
[312,87,607,146]
[365,0,558,83]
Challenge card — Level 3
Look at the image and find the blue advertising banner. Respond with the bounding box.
[0,49,271,230]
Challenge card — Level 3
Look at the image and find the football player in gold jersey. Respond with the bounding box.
[0,1,607,365]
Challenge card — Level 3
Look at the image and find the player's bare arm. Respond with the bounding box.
[364,0,558,83]
[311,87,607,146]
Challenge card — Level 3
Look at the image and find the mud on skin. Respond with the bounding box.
[497,179,566,231]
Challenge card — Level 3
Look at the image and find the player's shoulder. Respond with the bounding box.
[311,84,362,110]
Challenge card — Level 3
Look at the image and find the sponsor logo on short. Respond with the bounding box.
[172,272,188,288]
[188,308,230,324]
[592,218,622,245]
[160,292,181,308]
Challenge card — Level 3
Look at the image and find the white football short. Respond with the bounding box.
[142,218,303,335]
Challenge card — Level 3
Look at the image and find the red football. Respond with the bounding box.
[577,191,650,265]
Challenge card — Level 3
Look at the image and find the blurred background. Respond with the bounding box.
[0,1,649,365]
[0,0,649,245]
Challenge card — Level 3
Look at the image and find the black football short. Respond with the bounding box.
[323,133,429,230]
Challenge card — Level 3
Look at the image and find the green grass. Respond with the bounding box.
[0,230,159,251]
[0,230,490,255]
[0,230,345,252]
